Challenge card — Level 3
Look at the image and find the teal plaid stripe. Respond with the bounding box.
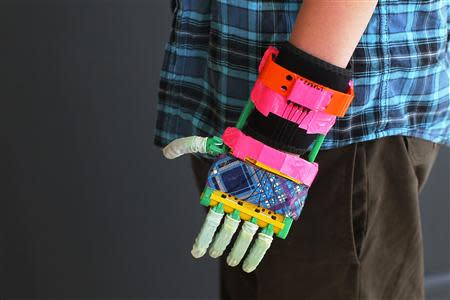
[155,0,450,149]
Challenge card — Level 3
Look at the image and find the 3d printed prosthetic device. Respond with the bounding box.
[163,45,354,272]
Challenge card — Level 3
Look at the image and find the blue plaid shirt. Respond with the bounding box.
[155,0,450,149]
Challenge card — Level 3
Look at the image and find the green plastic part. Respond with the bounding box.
[213,202,224,214]
[199,187,214,207]
[276,217,293,239]
[261,224,274,236]
[308,134,326,162]
[230,209,241,220]
[250,217,258,224]
[235,99,255,129]
[206,136,227,156]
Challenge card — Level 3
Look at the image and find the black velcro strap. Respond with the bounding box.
[276,41,352,93]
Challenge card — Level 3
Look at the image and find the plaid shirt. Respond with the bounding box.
[155,0,450,150]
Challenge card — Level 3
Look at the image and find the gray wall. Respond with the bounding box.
[0,0,448,298]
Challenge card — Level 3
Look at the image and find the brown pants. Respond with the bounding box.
[191,136,439,300]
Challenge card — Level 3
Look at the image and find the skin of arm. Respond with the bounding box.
[289,0,379,68]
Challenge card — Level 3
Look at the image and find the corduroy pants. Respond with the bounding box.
[191,136,439,300]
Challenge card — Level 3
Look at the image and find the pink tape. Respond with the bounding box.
[251,80,336,134]
[222,127,318,187]
[288,78,333,111]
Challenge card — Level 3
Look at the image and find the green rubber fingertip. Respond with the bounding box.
[200,187,213,207]
[276,217,293,239]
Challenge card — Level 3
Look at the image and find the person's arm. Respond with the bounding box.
[289,0,378,68]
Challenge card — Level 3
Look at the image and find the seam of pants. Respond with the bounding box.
[357,141,369,300]
[349,142,362,266]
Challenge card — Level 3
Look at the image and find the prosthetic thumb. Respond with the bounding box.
[162,136,208,159]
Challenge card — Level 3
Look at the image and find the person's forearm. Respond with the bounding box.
[289,0,378,68]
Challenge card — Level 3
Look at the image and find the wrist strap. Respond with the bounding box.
[258,46,354,117]
[234,45,356,157]
[276,41,352,92]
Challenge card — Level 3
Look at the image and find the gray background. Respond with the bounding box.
[0,0,449,298]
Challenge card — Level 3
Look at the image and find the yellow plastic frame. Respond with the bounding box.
[209,190,287,234]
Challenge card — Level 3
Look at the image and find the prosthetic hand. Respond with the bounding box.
[162,45,354,272]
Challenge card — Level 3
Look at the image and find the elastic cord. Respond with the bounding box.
[242,110,317,155]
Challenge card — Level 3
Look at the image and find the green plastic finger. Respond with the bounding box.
[242,232,273,273]
[226,220,259,267]
[191,208,224,258]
